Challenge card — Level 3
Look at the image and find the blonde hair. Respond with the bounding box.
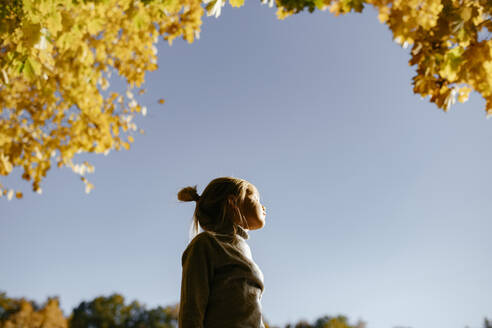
[177,177,251,239]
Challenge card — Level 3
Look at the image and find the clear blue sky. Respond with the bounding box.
[1,2,491,328]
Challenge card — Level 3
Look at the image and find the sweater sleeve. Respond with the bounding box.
[179,234,214,328]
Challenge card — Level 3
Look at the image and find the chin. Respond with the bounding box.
[253,219,265,230]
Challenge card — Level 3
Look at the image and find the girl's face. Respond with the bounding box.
[240,184,266,230]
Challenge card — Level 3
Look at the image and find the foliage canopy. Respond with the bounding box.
[0,0,202,198]
[1,0,491,198]
[1,291,491,328]
[275,0,492,112]
[0,292,67,328]
[0,292,178,328]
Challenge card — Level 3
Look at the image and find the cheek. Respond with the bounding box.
[244,201,260,219]
[252,205,264,221]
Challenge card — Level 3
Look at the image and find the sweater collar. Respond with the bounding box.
[211,224,249,240]
[235,225,249,240]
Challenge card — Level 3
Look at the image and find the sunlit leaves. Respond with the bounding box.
[0,296,68,328]
[274,0,492,115]
[230,0,246,7]
[0,292,178,328]
[0,0,203,198]
[2,0,492,199]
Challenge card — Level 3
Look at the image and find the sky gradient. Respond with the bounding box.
[1,2,492,328]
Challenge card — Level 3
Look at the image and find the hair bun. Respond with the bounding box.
[177,185,200,202]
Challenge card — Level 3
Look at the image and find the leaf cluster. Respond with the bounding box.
[273,0,492,115]
[69,294,178,328]
[0,292,178,328]
[2,0,492,198]
[1,291,491,328]
[282,315,366,328]
[0,292,67,328]
[0,0,203,198]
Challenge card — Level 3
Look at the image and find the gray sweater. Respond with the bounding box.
[179,226,265,328]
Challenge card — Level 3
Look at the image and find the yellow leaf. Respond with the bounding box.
[47,11,63,34]
[276,8,293,20]
[87,18,105,35]
[460,7,472,21]
[229,0,245,7]
[458,87,472,103]
[378,6,390,23]
[23,57,41,80]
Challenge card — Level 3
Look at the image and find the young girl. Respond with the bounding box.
[177,177,267,328]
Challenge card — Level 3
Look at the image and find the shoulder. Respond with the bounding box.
[189,231,217,248]
[181,232,218,265]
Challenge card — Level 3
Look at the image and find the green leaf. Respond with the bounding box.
[314,0,325,10]
[440,47,464,82]
[22,57,41,80]
[132,11,149,29]
[14,59,24,74]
